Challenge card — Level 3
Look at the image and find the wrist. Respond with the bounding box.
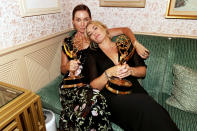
[104,71,109,80]
[105,69,113,79]
[130,67,134,76]
[133,40,138,48]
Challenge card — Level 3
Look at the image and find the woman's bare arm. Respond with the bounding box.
[129,66,146,77]
[90,64,121,90]
[61,51,69,74]
[108,27,149,59]
[90,73,108,90]
[108,27,136,43]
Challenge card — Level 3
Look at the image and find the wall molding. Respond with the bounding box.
[0,29,72,57]
[135,32,197,39]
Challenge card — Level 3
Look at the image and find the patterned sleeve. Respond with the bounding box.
[62,37,73,59]
[62,37,68,53]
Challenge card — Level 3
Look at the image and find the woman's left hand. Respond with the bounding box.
[117,63,132,79]
[135,41,149,59]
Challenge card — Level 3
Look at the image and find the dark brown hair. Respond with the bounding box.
[72,4,91,20]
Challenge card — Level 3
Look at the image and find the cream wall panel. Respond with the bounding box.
[25,57,50,92]
[0,53,26,88]
[25,43,60,71]
[0,31,69,92]
[0,60,22,87]
[49,44,62,81]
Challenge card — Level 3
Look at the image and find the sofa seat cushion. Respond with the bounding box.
[111,123,124,131]
[36,75,63,115]
[159,93,197,131]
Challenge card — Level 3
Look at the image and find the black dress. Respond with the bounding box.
[59,33,112,131]
[85,44,179,131]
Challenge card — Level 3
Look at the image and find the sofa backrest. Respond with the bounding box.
[162,37,197,94]
[135,35,171,100]
[135,35,197,100]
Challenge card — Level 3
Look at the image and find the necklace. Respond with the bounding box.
[73,36,90,51]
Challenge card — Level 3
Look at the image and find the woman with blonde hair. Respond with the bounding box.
[85,20,179,131]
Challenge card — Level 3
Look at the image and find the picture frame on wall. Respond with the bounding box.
[166,0,197,19]
[100,0,146,8]
[19,0,61,17]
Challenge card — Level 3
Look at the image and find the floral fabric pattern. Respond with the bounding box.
[59,86,111,131]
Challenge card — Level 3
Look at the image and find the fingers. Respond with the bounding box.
[145,49,150,54]
[76,59,81,64]
[141,50,150,59]
[68,60,80,71]
[135,41,150,59]
[109,64,130,78]
[107,65,121,77]
[118,65,129,76]
[118,71,131,79]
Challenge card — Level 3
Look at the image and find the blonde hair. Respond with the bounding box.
[85,20,110,39]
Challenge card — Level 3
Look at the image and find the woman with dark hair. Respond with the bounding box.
[85,20,179,131]
[59,4,149,130]
[59,4,112,131]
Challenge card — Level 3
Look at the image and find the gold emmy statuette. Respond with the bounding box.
[106,35,135,94]
[63,40,85,88]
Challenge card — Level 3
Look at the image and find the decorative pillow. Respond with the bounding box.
[166,64,197,114]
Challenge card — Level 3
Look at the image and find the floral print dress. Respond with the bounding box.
[59,33,112,131]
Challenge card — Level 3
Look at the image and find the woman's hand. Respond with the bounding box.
[106,65,121,78]
[106,63,132,79]
[117,63,133,79]
[134,41,149,59]
[66,59,81,72]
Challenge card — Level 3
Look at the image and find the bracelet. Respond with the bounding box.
[104,71,110,80]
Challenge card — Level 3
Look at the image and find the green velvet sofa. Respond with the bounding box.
[37,33,197,131]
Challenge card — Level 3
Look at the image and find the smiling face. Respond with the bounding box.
[86,22,108,44]
[72,10,91,34]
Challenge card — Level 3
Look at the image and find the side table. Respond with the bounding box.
[0,82,46,131]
